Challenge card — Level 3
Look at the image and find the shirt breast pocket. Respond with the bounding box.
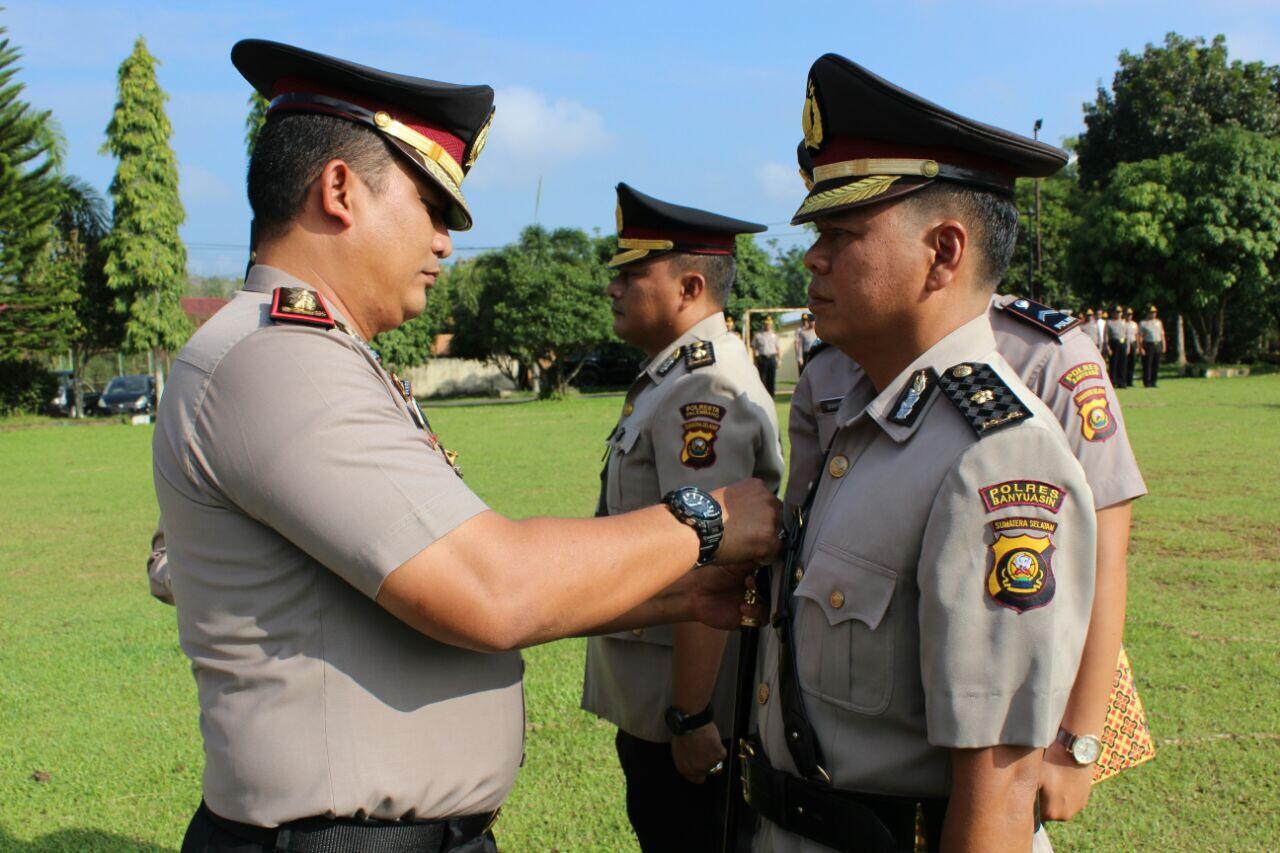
[793,543,897,715]
[608,426,659,513]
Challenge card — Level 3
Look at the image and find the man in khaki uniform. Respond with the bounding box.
[1139,306,1166,387]
[743,55,1096,852]
[787,290,1149,825]
[1105,306,1129,385]
[1124,308,1140,388]
[157,41,782,853]
[583,183,785,852]
[752,315,781,396]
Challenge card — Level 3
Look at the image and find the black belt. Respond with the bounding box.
[741,738,944,853]
[200,801,496,852]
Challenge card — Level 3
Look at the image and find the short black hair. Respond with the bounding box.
[248,113,396,242]
[665,252,737,307]
[901,182,1019,287]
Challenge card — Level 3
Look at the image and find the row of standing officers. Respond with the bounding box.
[152,40,1147,853]
[1080,305,1167,388]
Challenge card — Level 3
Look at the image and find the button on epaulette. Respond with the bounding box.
[269,286,335,329]
[938,362,1032,437]
[1000,296,1080,338]
[655,346,684,377]
[685,340,716,370]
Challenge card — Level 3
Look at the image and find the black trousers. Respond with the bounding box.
[181,804,498,853]
[1107,342,1127,386]
[1143,348,1161,387]
[615,729,752,853]
[756,357,777,397]
[1125,348,1138,388]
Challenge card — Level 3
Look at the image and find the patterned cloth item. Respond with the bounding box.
[1093,646,1156,783]
[936,362,1032,437]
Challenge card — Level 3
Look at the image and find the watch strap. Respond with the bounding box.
[668,704,714,735]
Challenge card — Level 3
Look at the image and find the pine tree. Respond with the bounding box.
[100,36,191,393]
[0,22,69,359]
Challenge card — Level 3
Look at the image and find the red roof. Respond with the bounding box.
[182,297,229,328]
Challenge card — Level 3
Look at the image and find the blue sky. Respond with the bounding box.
[8,1,1279,275]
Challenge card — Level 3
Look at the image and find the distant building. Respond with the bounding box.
[182,297,229,329]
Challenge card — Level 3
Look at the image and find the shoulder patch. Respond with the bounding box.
[938,362,1033,437]
[685,340,716,370]
[987,526,1056,613]
[1072,386,1117,442]
[270,287,335,329]
[979,479,1068,514]
[1000,296,1081,338]
[655,346,684,377]
[1058,361,1105,390]
[888,367,938,427]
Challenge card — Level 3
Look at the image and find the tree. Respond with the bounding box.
[245,91,269,158]
[1071,128,1280,363]
[727,234,790,320]
[769,239,811,310]
[49,176,120,414]
[1004,164,1087,307]
[450,225,614,397]
[1079,33,1280,188]
[0,22,67,359]
[100,36,192,394]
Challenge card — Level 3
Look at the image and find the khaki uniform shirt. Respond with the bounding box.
[1127,319,1140,352]
[795,328,819,364]
[1105,318,1128,346]
[753,330,780,359]
[582,313,784,742]
[1140,318,1165,344]
[756,313,1096,851]
[153,265,523,827]
[787,295,1147,512]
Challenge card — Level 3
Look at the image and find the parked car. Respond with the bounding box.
[97,374,156,415]
[49,371,100,416]
[567,346,644,388]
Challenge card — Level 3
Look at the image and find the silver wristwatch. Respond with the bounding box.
[1056,727,1102,765]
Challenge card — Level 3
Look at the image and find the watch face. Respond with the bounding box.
[1072,734,1102,765]
[679,488,720,520]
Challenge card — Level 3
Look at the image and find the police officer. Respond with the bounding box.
[744,55,1097,852]
[1106,305,1129,385]
[1124,307,1140,389]
[1080,308,1101,349]
[156,41,783,853]
[752,315,781,396]
[1139,306,1166,387]
[582,184,785,852]
[795,313,819,372]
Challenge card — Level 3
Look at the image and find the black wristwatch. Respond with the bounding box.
[662,486,724,566]
[665,704,714,736]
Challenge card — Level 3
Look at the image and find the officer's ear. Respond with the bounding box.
[314,158,358,230]
[678,270,707,308]
[923,219,967,294]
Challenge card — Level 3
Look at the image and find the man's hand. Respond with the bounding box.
[672,722,727,784]
[687,563,763,629]
[711,479,783,566]
[1038,742,1093,821]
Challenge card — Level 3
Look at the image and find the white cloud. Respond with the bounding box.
[470,87,611,184]
[756,161,803,202]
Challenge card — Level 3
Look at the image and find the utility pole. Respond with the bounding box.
[1032,119,1044,302]
[533,175,543,223]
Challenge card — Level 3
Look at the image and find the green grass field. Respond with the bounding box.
[1,374,1278,851]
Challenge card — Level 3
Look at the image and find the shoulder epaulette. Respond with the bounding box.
[938,362,1032,438]
[270,286,335,329]
[1000,296,1080,338]
[654,346,684,377]
[685,340,716,370]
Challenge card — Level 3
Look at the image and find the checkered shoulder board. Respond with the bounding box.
[937,362,1032,438]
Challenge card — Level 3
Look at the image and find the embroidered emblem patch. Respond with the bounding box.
[269,287,335,328]
[1073,386,1117,442]
[681,422,720,468]
[980,480,1067,514]
[1002,296,1081,337]
[681,402,725,422]
[988,531,1056,612]
[991,516,1058,534]
[1058,362,1105,390]
[818,397,842,414]
[685,340,716,370]
[888,367,938,426]
[937,362,1032,437]
[655,346,684,377]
